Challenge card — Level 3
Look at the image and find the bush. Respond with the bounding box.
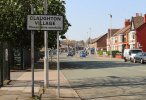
[106,51,110,55]
[98,50,107,56]
[97,51,103,55]
[111,50,120,58]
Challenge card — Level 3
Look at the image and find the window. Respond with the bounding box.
[130,44,135,49]
[118,34,124,42]
[129,31,136,42]
[133,34,135,39]
[112,37,116,44]
[133,44,135,48]
[124,37,126,42]
[118,45,122,52]
[131,50,142,54]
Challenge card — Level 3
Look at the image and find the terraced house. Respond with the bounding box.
[136,14,146,52]
[109,13,146,53]
[129,13,144,49]
[110,19,131,52]
[106,29,119,51]
[90,13,146,54]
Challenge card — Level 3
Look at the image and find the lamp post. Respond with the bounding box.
[74,41,77,56]
[67,39,69,53]
[109,14,112,58]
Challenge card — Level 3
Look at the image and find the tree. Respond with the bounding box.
[0,0,70,69]
[0,0,70,49]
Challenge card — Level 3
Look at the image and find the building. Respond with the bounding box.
[129,13,144,49]
[106,29,119,51]
[111,19,131,52]
[90,33,108,53]
[136,14,146,52]
[109,13,145,52]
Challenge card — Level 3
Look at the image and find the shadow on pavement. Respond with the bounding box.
[60,61,143,70]
[69,77,146,88]
[68,77,146,100]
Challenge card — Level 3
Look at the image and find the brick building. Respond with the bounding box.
[136,14,146,52]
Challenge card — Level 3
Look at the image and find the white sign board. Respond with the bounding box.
[27,15,63,31]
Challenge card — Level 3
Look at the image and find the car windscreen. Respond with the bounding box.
[143,53,146,56]
[131,50,142,54]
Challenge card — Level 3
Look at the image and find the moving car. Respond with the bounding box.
[80,51,86,57]
[133,52,146,64]
[123,49,142,62]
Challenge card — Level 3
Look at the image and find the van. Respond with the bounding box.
[123,49,142,62]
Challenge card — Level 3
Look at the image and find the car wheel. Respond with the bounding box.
[133,59,136,63]
[124,58,127,62]
[130,58,133,62]
[140,59,144,64]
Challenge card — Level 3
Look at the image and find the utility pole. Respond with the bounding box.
[44,0,49,87]
[30,4,35,97]
[109,14,112,58]
[75,41,76,56]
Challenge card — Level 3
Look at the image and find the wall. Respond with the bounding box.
[136,24,146,52]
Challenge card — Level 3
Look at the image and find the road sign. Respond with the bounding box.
[27,15,63,31]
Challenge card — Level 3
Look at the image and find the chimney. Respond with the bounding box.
[125,19,130,27]
[144,14,146,23]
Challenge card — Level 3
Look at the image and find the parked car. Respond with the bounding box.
[80,51,86,57]
[133,52,146,64]
[67,52,74,56]
[123,49,142,62]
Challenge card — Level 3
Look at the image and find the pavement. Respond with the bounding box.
[0,69,81,100]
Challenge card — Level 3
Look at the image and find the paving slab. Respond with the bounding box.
[0,95,19,99]
[41,70,81,100]
[0,90,7,96]
[0,69,80,100]
[5,91,22,95]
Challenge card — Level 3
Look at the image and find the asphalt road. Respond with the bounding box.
[61,54,146,100]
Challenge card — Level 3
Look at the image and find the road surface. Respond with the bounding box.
[61,54,146,100]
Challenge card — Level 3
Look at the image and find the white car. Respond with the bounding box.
[123,49,142,62]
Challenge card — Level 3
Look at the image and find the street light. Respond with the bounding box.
[108,14,112,58]
[88,28,91,55]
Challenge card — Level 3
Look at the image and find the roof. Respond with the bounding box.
[136,23,146,30]
[132,16,144,29]
[91,33,107,43]
[108,29,120,36]
[113,25,131,36]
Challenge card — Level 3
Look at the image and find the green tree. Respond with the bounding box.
[0,0,70,49]
[0,0,70,69]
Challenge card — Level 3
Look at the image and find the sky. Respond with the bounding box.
[64,0,146,41]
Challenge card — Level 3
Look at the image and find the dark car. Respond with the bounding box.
[80,51,86,57]
[67,52,74,56]
[133,52,146,64]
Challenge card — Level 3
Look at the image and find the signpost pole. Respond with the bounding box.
[44,0,49,88]
[27,1,63,92]
[57,31,60,98]
[30,4,35,97]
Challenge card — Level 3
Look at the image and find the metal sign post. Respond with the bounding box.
[30,4,35,97]
[57,31,60,98]
[27,2,63,96]
[44,0,49,88]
